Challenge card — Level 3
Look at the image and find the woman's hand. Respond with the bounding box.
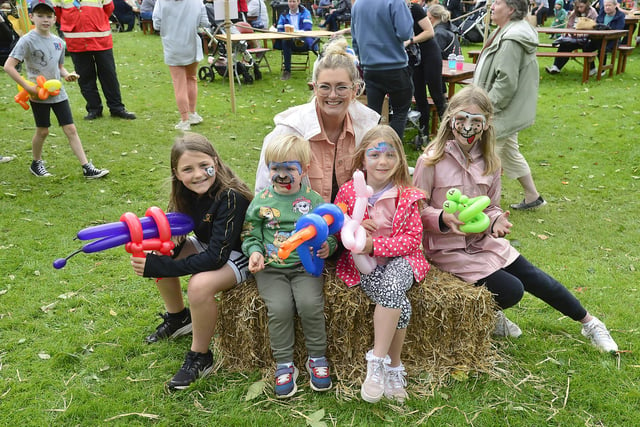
[249,252,265,273]
[491,211,513,238]
[130,255,147,276]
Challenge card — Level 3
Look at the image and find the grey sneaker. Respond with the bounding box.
[493,310,522,338]
[0,156,15,163]
[361,350,389,403]
[168,350,214,390]
[30,160,52,177]
[384,364,408,403]
[82,161,109,179]
[145,309,192,343]
[581,317,618,353]
[510,196,546,210]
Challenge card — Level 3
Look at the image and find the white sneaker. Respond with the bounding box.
[545,65,560,74]
[188,112,203,125]
[361,350,389,403]
[589,67,597,77]
[581,317,618,353]
[493,310,522,338]
[384,363,408,403]
[174,120,191,131]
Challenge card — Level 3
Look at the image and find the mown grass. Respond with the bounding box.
[0,25,639,425]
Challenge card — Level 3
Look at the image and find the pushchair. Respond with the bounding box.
[455,1,488,44]
[197,14,262,85]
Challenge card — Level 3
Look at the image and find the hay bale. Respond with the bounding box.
[216,265,500,387]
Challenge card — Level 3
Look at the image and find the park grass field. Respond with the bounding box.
[0,25,639,425]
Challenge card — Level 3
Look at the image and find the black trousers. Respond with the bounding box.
[70,49,126,115]
[477,255,588,321]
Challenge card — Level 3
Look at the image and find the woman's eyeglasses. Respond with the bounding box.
[315,84,354,97]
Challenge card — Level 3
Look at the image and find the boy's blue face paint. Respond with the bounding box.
[365,142,395,158]
[268,161,303,190]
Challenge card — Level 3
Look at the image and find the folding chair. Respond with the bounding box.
[235,22,272,73]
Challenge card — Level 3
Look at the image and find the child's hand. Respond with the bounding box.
[130,255,147,276]
[65,72,79,82]
[491,211,512,238]
[360,219,377,234]
[249,252,265,273]
[361,235,374,255]
[317,241,330,259]
[442,211,467,235]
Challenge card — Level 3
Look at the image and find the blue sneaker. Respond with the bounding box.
[274,365,298,398]
[306,357,332,391]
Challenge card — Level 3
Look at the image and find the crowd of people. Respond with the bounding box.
[3,0,629,406]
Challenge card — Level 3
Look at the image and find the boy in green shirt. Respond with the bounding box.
[242,134,336,398]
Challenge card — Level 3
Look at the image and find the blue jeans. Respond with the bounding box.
[363,66,413,140]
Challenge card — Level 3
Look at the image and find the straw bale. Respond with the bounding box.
[216,264,500,387]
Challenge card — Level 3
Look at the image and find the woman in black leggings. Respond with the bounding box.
[407,1,447,148]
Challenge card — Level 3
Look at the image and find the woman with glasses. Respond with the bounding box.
[255,36,380,203]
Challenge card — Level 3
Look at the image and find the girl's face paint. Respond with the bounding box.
[269,161,303,195]
[451,109,487,147]
[363,140,398,191]
[174,150,217,196]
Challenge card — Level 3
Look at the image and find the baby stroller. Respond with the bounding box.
[456,1,487,44]
[197,19,261,85]
[406,110,429,151]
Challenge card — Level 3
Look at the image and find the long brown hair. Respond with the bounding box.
[422,85,500,176]
[168,133,253,215]
[350,125,412,188]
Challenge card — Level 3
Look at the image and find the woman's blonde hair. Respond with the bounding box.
[169,133,253,215]
[350,125,412,187]
[428,4,450,23]
[263,134,312,168]
[422,85,500,176]
[313,36,363,94]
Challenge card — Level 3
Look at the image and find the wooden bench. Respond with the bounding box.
[140,19,153,35]
[536,51,598,83]
[470,49,598,83]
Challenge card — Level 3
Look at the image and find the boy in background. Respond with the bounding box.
[4,0,109,178]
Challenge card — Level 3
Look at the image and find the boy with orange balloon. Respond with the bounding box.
[3,0,109,178]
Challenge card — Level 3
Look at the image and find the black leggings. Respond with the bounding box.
[476,255,587,321]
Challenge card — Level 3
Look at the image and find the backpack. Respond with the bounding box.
[0,11,20,67]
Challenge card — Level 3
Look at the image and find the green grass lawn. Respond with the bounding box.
[0,26,639,425]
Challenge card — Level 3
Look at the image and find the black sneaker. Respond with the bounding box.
[82,161,110,179]
[30,160,52,177]
[145,309,192,343]
[84,111,103,120]
[168,350,214,390]
[111,109,137,120]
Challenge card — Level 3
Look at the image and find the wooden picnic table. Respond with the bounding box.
[441,60,475,98]
[536,27,627,80]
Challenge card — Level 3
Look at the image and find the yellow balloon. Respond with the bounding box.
[43,79,62,91]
